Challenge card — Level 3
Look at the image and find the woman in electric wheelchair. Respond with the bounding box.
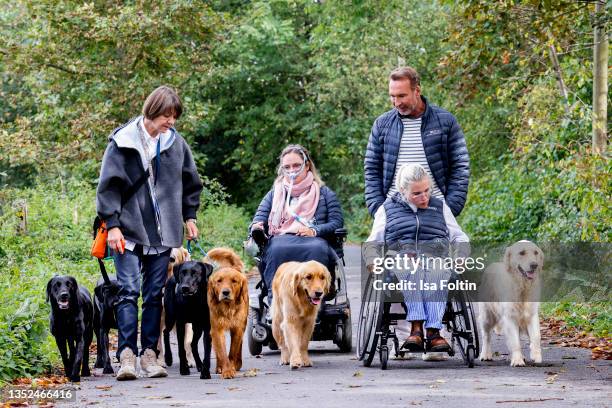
[247,144,351,354]
[366,163,470,355]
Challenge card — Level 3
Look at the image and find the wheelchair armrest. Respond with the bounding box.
[334,228,348,242]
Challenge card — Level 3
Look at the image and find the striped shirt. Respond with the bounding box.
[387,117,443,199]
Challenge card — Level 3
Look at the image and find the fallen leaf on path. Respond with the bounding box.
[545,374,559,384]
[227,387,241,391]
[146,396,172,400]
[347,385,361,388]
[352,371,362,377]
[243,368,258,377]
[95,385,112,391]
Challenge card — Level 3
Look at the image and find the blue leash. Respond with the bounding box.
[186,238,208,258]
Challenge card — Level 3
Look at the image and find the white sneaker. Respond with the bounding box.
[139,349,168,378]
[116,348,137,381]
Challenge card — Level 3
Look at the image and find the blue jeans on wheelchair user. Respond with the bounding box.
[394,266,452,330]
[261,234,334,302]
[113,248,171,360]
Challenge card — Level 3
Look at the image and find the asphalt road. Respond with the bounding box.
[71,245,610,408]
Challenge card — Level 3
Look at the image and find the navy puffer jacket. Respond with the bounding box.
[384,194,448,243]
[364,96,469,217]
[252,185,344,239]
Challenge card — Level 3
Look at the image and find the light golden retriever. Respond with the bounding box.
[158,247,195,367]
[206,247,249,379]
[478,240,544,366]
[272,261,331,369]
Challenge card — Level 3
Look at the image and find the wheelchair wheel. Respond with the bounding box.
[247,308,263,356]
[446,290,479,367]
[380,345,389,370]
[337,311,353,353]
[357,273,383,367]
[466,345,476,368]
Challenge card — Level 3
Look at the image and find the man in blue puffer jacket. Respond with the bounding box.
[364,66,470,218]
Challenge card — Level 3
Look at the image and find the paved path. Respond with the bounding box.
[72,245,610,408]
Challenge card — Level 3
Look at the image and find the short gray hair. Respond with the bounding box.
[396,164,431,193]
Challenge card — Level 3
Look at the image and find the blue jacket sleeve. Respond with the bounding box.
[251,189,274,230]
[313,188,344,238]
[444,115,470,216]
[364,118,386,217]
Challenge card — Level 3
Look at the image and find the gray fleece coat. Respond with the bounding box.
[96,116,203,248]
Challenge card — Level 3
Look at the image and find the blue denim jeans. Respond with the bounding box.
[113,247,170,359]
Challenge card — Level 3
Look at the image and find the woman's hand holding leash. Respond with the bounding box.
[186,219,198,240]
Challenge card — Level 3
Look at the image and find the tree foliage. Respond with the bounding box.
[1,0,608,241]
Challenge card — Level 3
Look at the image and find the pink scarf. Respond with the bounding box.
[268,171,320,235]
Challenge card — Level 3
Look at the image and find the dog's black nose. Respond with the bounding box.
[529,262,539,271]
[59,292,69,300]
[315,291,323,298]
[222,288,231,297]
[180,286,190,294]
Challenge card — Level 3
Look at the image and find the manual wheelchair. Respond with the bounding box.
[357,252,480,369]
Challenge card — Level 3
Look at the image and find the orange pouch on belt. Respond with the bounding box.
[91,217,108,259]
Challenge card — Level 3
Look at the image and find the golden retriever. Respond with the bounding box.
[272,261,331,369]
[478,240,544,366]
[158,247,195,367]
[206,247,248,379]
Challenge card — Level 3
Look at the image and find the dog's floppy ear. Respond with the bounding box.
[199,262,214,281]
[207,278,217,304]
[290,271,301,297]
[323,268,332,294]
[67,276,78,288]
[238,275,248,305]
[172,263,182,282]
[504,246,513,273]
[46,277,54,303]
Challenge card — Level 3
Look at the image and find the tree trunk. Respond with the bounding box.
[592,1,608,155]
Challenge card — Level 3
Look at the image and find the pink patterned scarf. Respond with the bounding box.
[268,171,320,235]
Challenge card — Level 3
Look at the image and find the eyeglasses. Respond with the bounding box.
[282,163,304,172]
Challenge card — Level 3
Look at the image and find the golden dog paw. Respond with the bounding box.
[221,367,236,379]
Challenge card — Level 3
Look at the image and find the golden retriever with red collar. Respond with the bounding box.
[206,247,248,379]
[272,261,331,369]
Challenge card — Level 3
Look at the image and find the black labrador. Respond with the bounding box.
[163,261,213,379]
[46,275,94,382]
[93,275,120,374]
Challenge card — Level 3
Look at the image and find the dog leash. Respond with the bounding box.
[187,238,209,258]
[187,239,220,278]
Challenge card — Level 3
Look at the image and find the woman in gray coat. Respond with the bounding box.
[96,86,203,380]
